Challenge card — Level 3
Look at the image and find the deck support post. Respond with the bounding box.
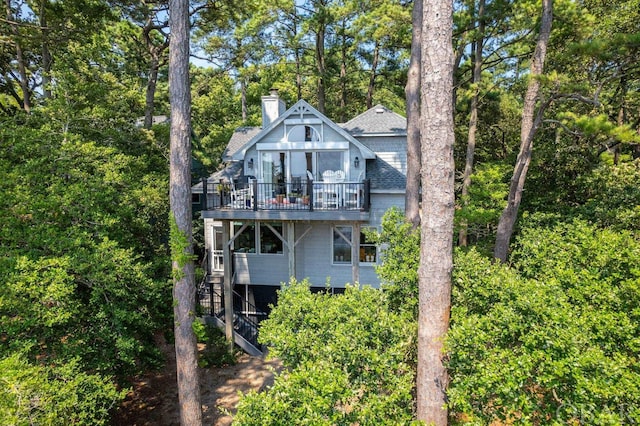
[222,220,234,349]
[287,222,296,281]
[352,222,360,285]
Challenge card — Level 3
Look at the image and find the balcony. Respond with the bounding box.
[199,178,371,222]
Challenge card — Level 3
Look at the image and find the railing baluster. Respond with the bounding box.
[208,180,368,212]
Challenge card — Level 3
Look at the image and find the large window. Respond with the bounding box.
[261,152,285,185]
[287,125,320,142]
[233,222,283,255]
[260,223,283,254]
[332,226,378,265]
[333,226,352,264]
[317,151,344,177]
[233,222,256,253]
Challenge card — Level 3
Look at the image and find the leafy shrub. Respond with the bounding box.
[455,162,510,250]
[447,221,640,424]
[369,207,420,316]
[0,123,171,377]
[192,320,237,367]
[234,280,416,425]
[0,354,126,425]
[574,159,640,230]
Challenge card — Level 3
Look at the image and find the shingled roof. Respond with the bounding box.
[365,158,407,190]
[340,105,406,136]
[222,127,261,162]
[213,103,407,191]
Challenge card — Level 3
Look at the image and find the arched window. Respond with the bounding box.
[287,125,320,142]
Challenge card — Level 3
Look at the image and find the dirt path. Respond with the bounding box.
[112,339,280,426]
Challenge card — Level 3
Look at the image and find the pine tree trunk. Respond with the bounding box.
[417,0,455,424]
[459,0,485,246]
[143,15,169,130]
[404,0,422,229]
[168,0,203,423]
[366,42,379,110]
[144,57,160,129]
[40,0,52,99]
[340,26,348,123]
[494,0,553,262]
[315,23,326,113]
[241,78,248,123]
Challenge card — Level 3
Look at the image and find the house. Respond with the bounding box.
[193,90,407,354]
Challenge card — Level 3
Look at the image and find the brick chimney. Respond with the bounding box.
[261,88,286,129]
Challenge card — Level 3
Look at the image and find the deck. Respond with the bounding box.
[199,178,371,222]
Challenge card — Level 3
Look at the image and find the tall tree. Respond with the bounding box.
[494,0,553,262]
[458,0,486,246]
[404,0,422,228]
[0,0,113,112]
[3,0,32,111]
[168,0,202,422]
[311,0,329,113]
[417,0,455,423]
[140,0,170,129]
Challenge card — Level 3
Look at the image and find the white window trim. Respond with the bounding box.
[257,141,349,151]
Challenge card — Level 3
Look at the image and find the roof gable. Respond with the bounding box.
[230,100,376,161]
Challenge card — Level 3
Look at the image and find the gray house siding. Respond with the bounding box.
[234,252,289,286]
[230,219,392,289]
[369,192,406,227]
[295,223,356,288]
[356,136,407,175]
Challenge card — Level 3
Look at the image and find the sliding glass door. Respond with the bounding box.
[260,150,345,182]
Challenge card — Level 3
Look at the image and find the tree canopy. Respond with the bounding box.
[1,0,640,422]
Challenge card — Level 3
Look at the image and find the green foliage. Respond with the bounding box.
[191,70,245,171]
[235,279,416,425]
[170,214,197,273]
[0,117,171,377]
[192,320,237,368]
[574,159,640,230]
[0,353,126,425]
[455,162,510,250]
[368,208,420,316]
[447,221,640,424]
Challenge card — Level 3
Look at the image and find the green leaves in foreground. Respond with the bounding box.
[234,280,416,425]
[0,354,125,426]
[447,221,640,425]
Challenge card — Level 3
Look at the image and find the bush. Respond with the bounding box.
[0,354,126,425]
[574,159,640,230]
[192,320,237,367]
[369,207,420,316]
[447,221,640,424]
[234,280,416,425]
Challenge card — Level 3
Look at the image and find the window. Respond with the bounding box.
[261,152,285,186]
[260,223,283,254]
[333,226,352,264]
[233,222,284,255]
[192,193,201,204]
[287,125,320,142]
[360,229,377,263]
[233,222,256,253]
[317,151,344,177]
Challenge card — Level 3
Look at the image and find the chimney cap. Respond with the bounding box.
[269,88,279,96]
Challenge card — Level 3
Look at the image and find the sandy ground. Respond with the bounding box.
[112,338,280,426]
